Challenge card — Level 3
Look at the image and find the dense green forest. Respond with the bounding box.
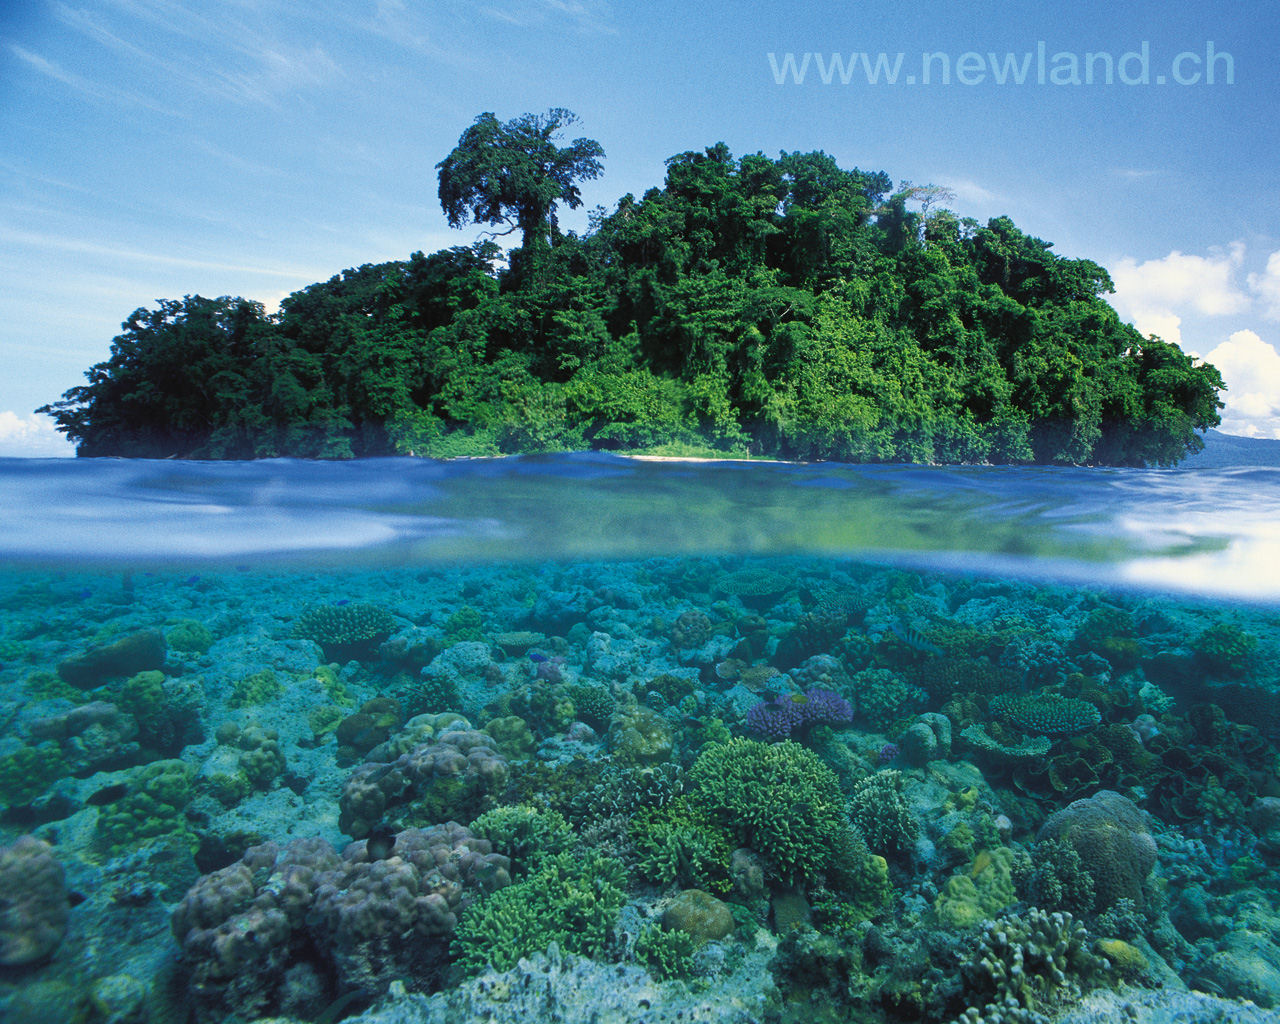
[39,109,1224,465]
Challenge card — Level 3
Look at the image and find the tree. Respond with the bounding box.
[436,108,605,250]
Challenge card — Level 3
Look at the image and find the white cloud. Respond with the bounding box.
[1110,241,1249,340]
[1247,251,1280,321]
[0,411,76,457]
[1202,329,1280,439]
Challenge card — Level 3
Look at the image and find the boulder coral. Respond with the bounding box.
[338,728,507,839]
[0,836,70,967]
[171,824,510,1022]
[1036,789,1156,913]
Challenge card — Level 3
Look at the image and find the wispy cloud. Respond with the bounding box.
[52,0,345,111]
[0,225,320,281]
[1111,168,1162,181]
[7,42,184,116]
[478,0,616,34]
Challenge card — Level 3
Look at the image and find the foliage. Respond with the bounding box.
[40,121,1223,466]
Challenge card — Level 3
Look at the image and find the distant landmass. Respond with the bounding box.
[38,110,1225,467]
[1182,430,1280,468]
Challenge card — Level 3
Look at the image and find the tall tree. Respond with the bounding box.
[436,108,605,249]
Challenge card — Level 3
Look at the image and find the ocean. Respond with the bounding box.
[1,435,1278,1023]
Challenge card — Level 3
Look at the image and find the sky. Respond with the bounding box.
[2,0,1279,456]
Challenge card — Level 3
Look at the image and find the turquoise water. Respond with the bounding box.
[1,441,1279,1023]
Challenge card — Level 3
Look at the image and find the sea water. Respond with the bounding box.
[0,440,1278,1023]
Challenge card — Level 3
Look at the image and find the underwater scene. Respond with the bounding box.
[2,446,1280,1024]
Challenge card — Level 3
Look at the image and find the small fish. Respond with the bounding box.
[335,599,350,606]
[888,620,942,656]
[528,651,548,663]
[365,823,397,861]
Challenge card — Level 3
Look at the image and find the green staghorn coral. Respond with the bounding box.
[450,850,627,975]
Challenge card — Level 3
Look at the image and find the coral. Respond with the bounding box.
[492,630,546,656]
[847,769,919,858]
[27,699,141,773]
[991,692,1101,736]
[0,836,69,966]
[450,851,627,975]
[898,711,952,765]
[95,758,196,856]
[0,742,68,807]
[850,667,926,732]
[570,762,684,821]
[959,723,1052,762]
[482,715,537,759]
[957,908,1108,1020]
[567,683,616,729]
[634,921,697,980]
[335,697,404,761]
[116,669,202,754]
[746,688,853,742]
[227,668,282,708]
[670,609,713,649]
[713,566,790,607]
[1018,838,1096,916]
[687,737,850,884]
[215,721,287,790]
[934,847,1019,929]
[57,629,167,688]
[661,888,735,941]
[629,797,735,894]
[293,603,396,661]
[338,728,508,838]
[606,705,674,765]
[171,824,510,1020]
[1071,605,1142,671]
[166,619,214,655]
[469,804,575,875]
[1036,790,1156,913]
[443,605,485,643]
[1192,622,1259,677]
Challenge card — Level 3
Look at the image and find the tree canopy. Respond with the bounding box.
[436,108,605,250]
[39,116,1224,466]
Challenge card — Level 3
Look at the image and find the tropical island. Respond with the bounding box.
[38,109,1224,466]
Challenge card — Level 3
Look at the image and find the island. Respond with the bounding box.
[38,109,1224,466]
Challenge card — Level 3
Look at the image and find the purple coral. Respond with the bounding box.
[746,688,853,741]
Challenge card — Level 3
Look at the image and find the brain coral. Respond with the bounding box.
[0,836,69,966]
[171,824,510,1022]
[1036,789,1157,913]
[338,728,507,839]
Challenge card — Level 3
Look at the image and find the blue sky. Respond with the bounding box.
[2,0,1279,455]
